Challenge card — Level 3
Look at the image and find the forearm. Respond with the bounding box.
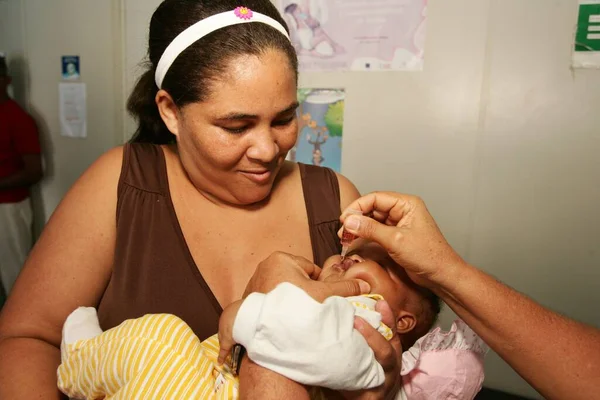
[239,356,310,400]
[0,337,66,399]
[436,262,600,400]
[0,169,41,190]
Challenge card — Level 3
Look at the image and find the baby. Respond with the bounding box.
[58,242,441,399]
[321,241,441,352]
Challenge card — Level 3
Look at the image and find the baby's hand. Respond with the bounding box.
[217,299,243,365]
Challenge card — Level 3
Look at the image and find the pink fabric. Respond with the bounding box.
[402,349,485,399]
[398,320,488,400]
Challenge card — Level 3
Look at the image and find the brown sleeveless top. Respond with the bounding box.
[97,143,343,341]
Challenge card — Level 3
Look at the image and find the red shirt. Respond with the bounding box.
[0,99,41,203]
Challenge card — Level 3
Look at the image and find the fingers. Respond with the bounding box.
[342,214,402,254]
[374,300,396,335]
[298,258,322,281]
[341,192,416,225]
[271,252,322,280]
[217,339,233,365]
[354,317,395,370]
[217,300,243,364]
[217,328,236,364]
[313,279,371,302]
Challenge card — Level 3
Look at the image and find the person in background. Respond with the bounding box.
[0,55,43,296]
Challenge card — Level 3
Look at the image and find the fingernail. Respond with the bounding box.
[345,216,360,232]
[358,279,371,294]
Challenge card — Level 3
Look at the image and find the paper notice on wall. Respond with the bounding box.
[287,89,345,172]
[277,0,426,72]
[573,0,600,68]
[59,82,87,138]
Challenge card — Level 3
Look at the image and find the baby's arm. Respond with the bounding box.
[218,282,386,391]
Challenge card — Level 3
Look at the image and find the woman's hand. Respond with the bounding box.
[342,300,402,400]
[340,192,466,288]
[243,251,371,301]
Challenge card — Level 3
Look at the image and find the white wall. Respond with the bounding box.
[3,0,598,397]
[122,0,163,140]
[124,1,599,398]
[468,1,600,395]
[328,0,600,398]
[0,0,124,229]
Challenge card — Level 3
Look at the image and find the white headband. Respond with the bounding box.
[155,6,290,88]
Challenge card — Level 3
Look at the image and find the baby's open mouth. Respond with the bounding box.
[336,257,357,271]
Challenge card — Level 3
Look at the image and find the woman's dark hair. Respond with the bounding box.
[128,0,298,144]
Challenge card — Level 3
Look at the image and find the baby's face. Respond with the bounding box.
[320,242,410,314]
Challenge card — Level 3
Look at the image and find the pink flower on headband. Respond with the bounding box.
[234,6,253,20]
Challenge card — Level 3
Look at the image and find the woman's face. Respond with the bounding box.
[172,49,299,205]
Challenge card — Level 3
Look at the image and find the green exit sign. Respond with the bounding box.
[575,2,600,51]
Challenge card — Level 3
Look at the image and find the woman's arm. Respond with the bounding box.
[436,262,600,400]
[0,147,123,399]
[341,191,600,400]
[239,357,311,400]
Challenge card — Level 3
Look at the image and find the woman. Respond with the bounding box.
[0,1,399,398]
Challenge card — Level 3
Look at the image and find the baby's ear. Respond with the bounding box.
[396,311,417,334]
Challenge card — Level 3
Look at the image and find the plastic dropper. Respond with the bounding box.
[340,209,362,260]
